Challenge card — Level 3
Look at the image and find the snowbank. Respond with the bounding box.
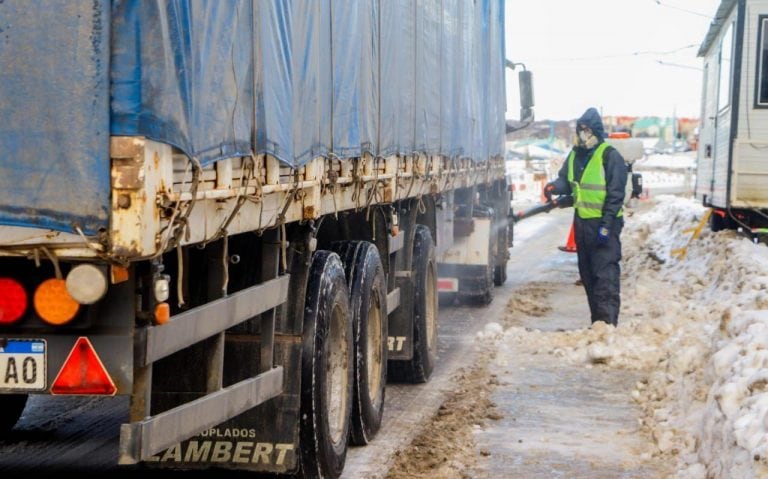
[499,195,768,478]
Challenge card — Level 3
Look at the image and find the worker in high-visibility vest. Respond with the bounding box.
[544,108,627,326]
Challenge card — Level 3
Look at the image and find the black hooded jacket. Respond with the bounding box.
[549,108,627,231]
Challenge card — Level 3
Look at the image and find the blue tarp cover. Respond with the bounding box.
[0,0,506,235]
[0,0,111,234]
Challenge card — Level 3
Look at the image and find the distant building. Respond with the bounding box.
[506,116,699,150]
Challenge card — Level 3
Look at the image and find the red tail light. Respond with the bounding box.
[51,337,116,395]
[0,278,28,325]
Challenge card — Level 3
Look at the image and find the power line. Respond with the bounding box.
[633,44,700,56]
[653,1,713,19]
[656,60,703,71]
[535,44,698,62]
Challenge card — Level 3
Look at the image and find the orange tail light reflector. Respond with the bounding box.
[154,302,171,325]
[51,337,116,395]
[34,278,80,325]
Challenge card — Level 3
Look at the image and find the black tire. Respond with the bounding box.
[331,241,388,446]
[465,221,495,306]
[493,262,507,286]
[0,394,27,435]
[300,251,353,479]
[477,233,495,305]
[460,208,495,306]
[494,220,509,286]
[438,292,457,307]
[388,225,438,384]
[709,210,725,232]
[710,210,733,232]
[508,212,514,247]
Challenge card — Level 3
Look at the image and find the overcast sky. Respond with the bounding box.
[505,0,722,122]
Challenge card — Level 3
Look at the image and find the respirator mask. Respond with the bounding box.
[577,127,597,149]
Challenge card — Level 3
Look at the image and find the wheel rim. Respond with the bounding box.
[425,264,438,355]
[366,293,383,404]
[326,301,350,445]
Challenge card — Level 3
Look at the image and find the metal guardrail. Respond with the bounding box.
[119,274,290,464]
[135,276,290,366]
[119,367,283,464]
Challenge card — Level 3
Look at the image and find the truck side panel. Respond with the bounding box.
[112,0,505,169]
[111,0,255,165]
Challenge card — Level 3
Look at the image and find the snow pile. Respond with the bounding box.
[476,322,504,341]
[691,310,768,479]
[624,194,706,261]
[623,197,768,478]
[501,318,673,370]
[500,195,768,478]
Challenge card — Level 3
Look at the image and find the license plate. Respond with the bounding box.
[0,339,46,391]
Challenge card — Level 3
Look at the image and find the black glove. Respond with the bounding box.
[596,224,610,245]
[554,195,574,208]
[544,182,556,202]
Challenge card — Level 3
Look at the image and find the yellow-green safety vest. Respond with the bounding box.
[567,142,623,220]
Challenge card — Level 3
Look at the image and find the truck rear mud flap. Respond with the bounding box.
[387,274,413,361]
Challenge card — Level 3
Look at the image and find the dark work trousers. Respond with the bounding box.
[573,215,623,326]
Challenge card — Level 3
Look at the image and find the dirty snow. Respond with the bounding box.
[491,195,768,478]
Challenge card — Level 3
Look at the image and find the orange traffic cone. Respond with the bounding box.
[558,222,577,253]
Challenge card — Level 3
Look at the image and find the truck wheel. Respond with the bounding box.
[478,234,496,305]
[463,227,495,306]
[493,221,508,286]
[0,394,27,435]
[508,213,514,247]
[389,225,438,384]
[710,210,734,232]
[493,261,507,286]
[300,251,353,479]
[332,241,387,446]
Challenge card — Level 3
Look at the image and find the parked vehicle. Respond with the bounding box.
[696,0,768,235]
[0,1,532,476]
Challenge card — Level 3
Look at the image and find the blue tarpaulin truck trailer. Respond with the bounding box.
[0,1,530,476]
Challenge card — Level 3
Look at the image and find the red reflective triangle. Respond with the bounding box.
[51,337,116,395]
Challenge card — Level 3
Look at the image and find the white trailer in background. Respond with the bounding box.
[696,0,768,235]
